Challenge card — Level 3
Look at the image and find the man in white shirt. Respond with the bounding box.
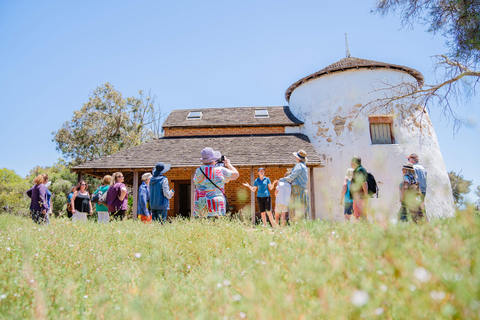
[408,153,427,218]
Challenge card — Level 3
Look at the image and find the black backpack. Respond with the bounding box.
[366,172,379,197]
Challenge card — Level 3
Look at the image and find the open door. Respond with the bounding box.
[174,180,191,219]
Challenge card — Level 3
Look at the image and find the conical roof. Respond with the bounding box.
[285,56,424,102]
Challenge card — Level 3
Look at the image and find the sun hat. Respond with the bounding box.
[293,149,308,162]
[407,153,419,162]
[345,168,354,180]
[152,162,171,177]
[141,172,153,181]
[45,181,52,187]
[200,147,221,164]
[403,162,414,170]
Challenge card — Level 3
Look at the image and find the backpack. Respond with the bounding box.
[366,172,379,197]
[91,190,102,203]
[98,187,109,206]
[67,202,73,213]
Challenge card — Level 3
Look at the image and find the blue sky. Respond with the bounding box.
[0,0,478,201]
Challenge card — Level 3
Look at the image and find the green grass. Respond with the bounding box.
[1,212,479,319]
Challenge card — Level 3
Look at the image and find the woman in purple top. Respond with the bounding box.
[26,174,49,224]
[107,172,129,220]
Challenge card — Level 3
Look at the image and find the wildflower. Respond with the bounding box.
[331,231,336,235]
[380,284,388,292]
[414,267,431,283]
[233,294,242,301]
[134,253,142,259]
[430,291,446,300]
[351,290,369,307]
[374,307,384,315]
[0,294,6,299]
[6,247,10,252]
[84,295,88,299]
[217,283,222,288]
[409,285,416,291]
[239,312,247,318]
[269,242,276,247]
[376,270,383,275]
[223,280,231,286]
[261,261,266,265]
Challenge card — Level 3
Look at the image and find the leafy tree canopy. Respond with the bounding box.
[373,0,480,127]
[52,83,163,165]
[448,170,473,207]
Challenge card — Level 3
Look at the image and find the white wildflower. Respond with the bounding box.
[83,295,88,299]
[0,294,6,299]
[217,283,222,288]
[430,291,446,300]
[223,280,231,286]
[351,290,369,307]
[331,231,336,235]
[233,294,242,301]
[6,247,10,252]
[454,273,463,281]
[414,267,431,283]
[409,285,416,291]
[380,284,388,292]
[134,253,142,259]
[374,307,384,315]
[239,312,246,319]
[261,261,266,265]
[269,242,276,247]
[376,270,384,275]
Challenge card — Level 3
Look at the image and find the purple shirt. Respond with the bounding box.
[107,182,129,212]
[27,184,48,212]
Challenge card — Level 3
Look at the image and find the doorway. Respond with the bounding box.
[174,180,191,219]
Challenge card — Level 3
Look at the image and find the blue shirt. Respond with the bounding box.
[344,180,353,203]
[284,162,308,188]
[254,177,271,198]
[137,181,150,216]
[413,163,427,194]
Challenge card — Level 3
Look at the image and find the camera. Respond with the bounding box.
[216,155,226,167]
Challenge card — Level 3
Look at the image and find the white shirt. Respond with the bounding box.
[276,180,292,206]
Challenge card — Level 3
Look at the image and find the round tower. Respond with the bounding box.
[286,56,454,220]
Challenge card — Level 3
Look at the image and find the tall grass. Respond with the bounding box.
[1,211,479,319]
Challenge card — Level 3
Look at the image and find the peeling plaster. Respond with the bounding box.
[332,116,347,136]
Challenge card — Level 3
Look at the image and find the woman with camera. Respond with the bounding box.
[194,147,239,218]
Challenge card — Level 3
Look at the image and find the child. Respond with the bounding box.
[275,171,292,227]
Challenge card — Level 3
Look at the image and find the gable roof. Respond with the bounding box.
[285,56,424,102]
[72,133,322,172]
[162,106,303,128]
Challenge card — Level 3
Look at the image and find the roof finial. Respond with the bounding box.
[345,33,351,58]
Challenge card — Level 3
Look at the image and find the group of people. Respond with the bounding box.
[340,153,427,223]
[26,148,427,225]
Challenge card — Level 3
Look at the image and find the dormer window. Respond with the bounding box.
[369,115,394,144]
[187,111,202,120]
[254,109,269,118]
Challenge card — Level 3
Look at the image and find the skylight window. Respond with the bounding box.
[254,109,269,118]
[187,111,202,120]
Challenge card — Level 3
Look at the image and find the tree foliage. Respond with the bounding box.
[448,170,473,206]
[373,0,480,127]
[0,168,30,215]
[52,83,164,165]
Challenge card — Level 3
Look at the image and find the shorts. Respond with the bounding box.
[275,203,289,213]
[257,196,271,212]
[344,202,353,215]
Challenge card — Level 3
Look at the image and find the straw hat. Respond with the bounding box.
[293,149,307,162]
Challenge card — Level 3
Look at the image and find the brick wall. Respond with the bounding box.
[163,126,285,137]
[161,166,292,218]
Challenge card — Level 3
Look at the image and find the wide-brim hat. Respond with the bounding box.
[152,162,171,177]
[403,162,414,170]
[45,181,52,187]
[293,149,308,162]
[200,147,221,164]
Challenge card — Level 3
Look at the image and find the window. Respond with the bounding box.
[187,111,202,120]
[254,109,269,118]
[369,115,394,144]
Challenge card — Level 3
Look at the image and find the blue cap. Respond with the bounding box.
[258,167,265,172]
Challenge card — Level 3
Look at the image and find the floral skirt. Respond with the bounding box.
[30,209,49,225]
[289,185,309,220]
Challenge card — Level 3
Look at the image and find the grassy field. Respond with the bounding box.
[1,212,479,319]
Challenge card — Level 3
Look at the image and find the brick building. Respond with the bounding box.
[72,106,323,221]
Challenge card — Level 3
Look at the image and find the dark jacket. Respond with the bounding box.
[27,184,48,212]
[149,175,170,210]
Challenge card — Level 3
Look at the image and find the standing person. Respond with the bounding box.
[340,168,354,220]
[92,175,111,223]
[107,172,129,221]
[242,167,277,227]
[26,174,50,224]
[398,162,423,223]
[71,180,93,222]
[67,186,76,218]
[138,173,152,223]
[274,170,292,227]
[284,149,309,221]
[45,181,53,218]
[407,153,427,217]
[194,147,239,218]
[149,163,174,223]
[350,156,368,220]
